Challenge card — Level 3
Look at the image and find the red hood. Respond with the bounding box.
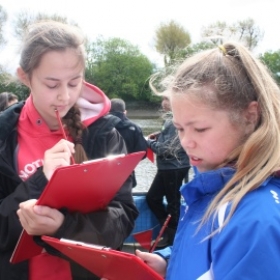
[78,82,111,127]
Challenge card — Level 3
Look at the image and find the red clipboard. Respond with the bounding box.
[10,151,145,264]
[42,236,163,280]
[146,147,155,163]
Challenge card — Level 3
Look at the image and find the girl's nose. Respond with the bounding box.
[180,134,195,150]
[57,86,70,102]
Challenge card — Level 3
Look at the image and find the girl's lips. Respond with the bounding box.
[54,105,67,111]
[189,156,202,166]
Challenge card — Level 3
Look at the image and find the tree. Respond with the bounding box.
[154,20,191,67]
[13,10,77,40]
[0,69,29,101]
[0,5,7,47]
[85,37,154,101]
[0,10,78,99]
[174,41,216,62]
[151,41,216,89]
[201,18,263,50]
[259,50,280,84]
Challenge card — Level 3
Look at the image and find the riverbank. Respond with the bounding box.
[126,101,162,118]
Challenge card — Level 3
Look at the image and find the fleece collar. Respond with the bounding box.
[181,167,235,205]
[78,82,111,126]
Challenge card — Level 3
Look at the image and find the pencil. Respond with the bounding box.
[149,214,171,253]
[54,108,76,165]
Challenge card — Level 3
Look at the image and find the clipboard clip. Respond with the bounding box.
[82,154,125,165]
[60,238,110,251]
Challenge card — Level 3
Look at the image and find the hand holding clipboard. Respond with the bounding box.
[11,151,145,264]
[42,236,163,280]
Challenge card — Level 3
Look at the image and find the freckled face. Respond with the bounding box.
[171,94,245,172]
[28,49,84,129]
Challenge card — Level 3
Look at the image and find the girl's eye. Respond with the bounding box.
[46,84,78,89]
[47,85,58,89]
[195,128,207,133]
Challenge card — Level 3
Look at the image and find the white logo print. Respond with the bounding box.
[270,190,280,204]
[19,159,44,180]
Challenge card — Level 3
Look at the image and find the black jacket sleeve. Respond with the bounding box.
[0,133,48,252]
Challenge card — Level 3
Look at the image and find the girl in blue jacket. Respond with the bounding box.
[136,42,280,279]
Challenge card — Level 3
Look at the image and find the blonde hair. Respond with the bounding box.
[20,20,88,163]
[153,42,280,233]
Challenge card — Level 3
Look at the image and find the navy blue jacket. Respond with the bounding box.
[109,111,147,187]
[148,116,189,170]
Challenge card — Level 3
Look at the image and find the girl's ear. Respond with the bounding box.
[17,67,30,87]
[244,101,259,129]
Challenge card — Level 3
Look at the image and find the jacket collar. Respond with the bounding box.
[181,167,235,205]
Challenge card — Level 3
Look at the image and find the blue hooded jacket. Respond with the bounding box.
[156,167,280,279]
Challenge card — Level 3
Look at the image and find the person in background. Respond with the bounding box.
[136,42,280,279]
[0,91,18,111]
[0,21,138,280]
[146,96,190,248]
[109,98,148,187]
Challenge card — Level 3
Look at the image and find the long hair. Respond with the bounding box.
[19,20,88,163]
[153,42,280,233]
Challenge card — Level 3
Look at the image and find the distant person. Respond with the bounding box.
[0,92,18,111]
[146,96,190,248]
[109,98,148,187]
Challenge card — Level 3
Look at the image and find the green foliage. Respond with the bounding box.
[173,41,216,64]
[85,37,154,101]
[154,20,191,66]
[0,70,29,101]
[150,41,216,92]
[146,41,218,101]
[259,50,280,84]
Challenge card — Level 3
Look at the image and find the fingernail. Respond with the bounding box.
[34,205,41,214]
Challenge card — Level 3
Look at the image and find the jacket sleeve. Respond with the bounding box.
[50,128,139,249]
[147,120,177,157]
[133,125,148,158]
[0,169,48,251]
[154,246,172,260]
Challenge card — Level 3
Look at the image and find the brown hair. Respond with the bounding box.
[19,20,88,163]
[0,92,18,111]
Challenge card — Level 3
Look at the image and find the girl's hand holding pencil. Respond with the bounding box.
[43,139,75,180]
[42,109,76,180]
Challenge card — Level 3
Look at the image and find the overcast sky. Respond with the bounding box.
[0,0,278,74]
